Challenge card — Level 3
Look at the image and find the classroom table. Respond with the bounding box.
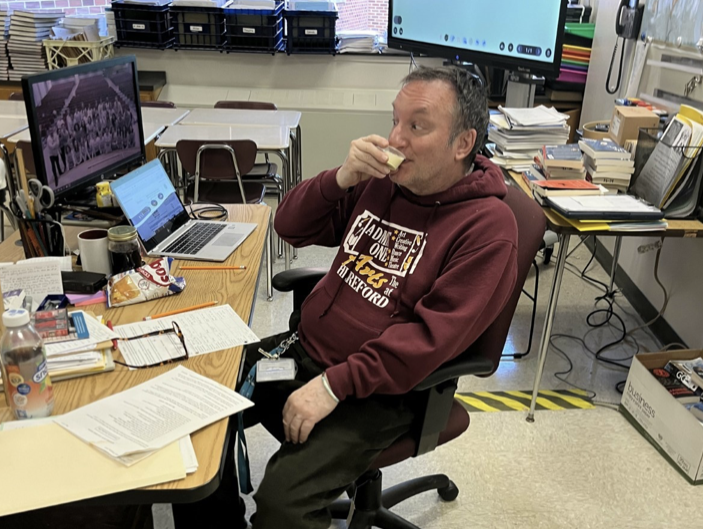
[0,203,270,505]
[140,107,191,127]
[507,172,703,422]
[0,100,26,118]
[155,123,292,276]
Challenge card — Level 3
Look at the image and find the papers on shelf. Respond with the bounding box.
[55,366,253,464]
[498,105,570,128]
[114,304,259,368]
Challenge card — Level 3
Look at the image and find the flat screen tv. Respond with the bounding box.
[22,55,145,200]
[387,0,568,78]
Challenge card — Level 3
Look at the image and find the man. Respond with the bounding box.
[175,65,518,529]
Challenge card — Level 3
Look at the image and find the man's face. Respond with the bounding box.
[388,80,475,196]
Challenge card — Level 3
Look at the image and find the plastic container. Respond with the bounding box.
[1,309,54,420]
[284,9,337,55]
[112,1,174,49]
[224,3,284,53]
[108,225,143,274]
[171,6,226,49]
[43,36,116,70]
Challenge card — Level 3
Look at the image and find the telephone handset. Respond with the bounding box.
[616,0,644,40]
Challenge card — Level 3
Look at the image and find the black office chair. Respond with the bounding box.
[270,185,546,528]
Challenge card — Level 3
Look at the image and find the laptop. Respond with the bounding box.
[545,195,664,221]
[110,159,257,261]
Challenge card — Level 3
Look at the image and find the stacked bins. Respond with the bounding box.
[284,10,337,54]
[170,6,226,50]
[224,2,284,54]
[112,1,174,49]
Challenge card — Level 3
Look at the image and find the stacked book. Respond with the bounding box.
[7,10,64,81]
[579,138,635,193]
[535,144,586,180]
[487,105,570,171]
[0,11,9,80]
[522,167,603,206]
[337,30,381,54]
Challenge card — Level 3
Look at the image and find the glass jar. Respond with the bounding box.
[108,226,142,274]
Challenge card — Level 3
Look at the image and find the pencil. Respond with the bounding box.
[179,266,247,270]
[144,301,218,321]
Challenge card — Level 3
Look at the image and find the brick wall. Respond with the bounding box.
[0,0,107,16]
[338,0,388,34]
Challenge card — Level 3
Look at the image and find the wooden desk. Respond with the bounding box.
[0,204,270,503]
[507,171,703,422]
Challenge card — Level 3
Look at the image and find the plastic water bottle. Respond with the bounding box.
[0,309,54,419]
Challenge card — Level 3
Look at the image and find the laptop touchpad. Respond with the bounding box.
[212,233,244,247]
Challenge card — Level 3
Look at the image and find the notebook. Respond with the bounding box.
[110,160,257,261]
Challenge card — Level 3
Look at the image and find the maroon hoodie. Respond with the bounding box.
[275,155,518,401]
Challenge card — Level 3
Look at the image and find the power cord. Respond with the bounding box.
[184,199,228,221]
[606,37,626,95]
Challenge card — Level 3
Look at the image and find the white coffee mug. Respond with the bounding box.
[77,229,111,276]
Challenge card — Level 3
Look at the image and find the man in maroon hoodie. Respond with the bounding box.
[174,66,518,529]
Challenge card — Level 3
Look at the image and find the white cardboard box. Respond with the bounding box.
[620,350,703,485]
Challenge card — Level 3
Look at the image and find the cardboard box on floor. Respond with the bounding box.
[620,349,703,485]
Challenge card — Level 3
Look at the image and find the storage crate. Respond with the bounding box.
[112,1,174,49]
[171,6,226,50]
[224,3,284,54]
[284,10,337,55]
[44,36,115,69]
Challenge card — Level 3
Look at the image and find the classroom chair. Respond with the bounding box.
[8,92,24,101]
[175,139,274,300]
[141,100,176,108]
[270,184,546,528]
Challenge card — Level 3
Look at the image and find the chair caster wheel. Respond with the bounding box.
[438,480,459,502]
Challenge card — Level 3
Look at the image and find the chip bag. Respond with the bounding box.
[107,257,186,308]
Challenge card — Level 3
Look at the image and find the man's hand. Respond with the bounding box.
[336,134,390,190]
[282,375,339,444]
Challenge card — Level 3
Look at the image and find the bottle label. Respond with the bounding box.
[4,356,54,419]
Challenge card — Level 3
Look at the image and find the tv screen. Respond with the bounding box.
[388,0,567,77]
[22,56,145,199]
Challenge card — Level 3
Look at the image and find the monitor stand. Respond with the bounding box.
[505,71,544,108]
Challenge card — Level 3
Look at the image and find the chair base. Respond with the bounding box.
[330,470,458,529]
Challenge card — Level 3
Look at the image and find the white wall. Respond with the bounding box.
[120,49,441,175]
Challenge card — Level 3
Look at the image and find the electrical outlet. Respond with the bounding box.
[638,241,662,254]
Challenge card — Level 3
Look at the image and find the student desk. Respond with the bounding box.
[155,123,293,273]
[0,100,26,118]
[140,107,191,127]
[0,203,270,505]
[506,172,703,421]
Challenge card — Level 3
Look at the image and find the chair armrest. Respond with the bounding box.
[414,355,495,391]
[272,268,328,291]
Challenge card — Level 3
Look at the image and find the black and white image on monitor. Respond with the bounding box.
[31,62,141,194]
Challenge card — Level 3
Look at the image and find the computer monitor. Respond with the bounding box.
[22,56,146,201]
[387,0,567,78]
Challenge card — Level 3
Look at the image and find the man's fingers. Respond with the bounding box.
[361,134,390,149]
[288,415,303,444]
[298,421,315,444]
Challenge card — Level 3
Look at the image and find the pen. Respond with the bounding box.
[179,266,247,270]
[106,320,118,350]
[144,301,218,321]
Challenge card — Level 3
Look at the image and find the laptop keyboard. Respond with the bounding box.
[163,223,227,255]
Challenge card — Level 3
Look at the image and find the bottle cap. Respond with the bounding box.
[3,308,30,328]
[108,225,138,242]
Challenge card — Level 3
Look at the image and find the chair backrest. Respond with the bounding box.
[176,139,258,181]
[16,140,36,176]
[214,100,278,111]
[141,100,176,108]
[8,92,24,101]
[463,185,546,373]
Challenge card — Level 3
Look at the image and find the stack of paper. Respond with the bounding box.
[121,0,172,5]
[337,29,381,54]
[579,138,635,193]
[105,9,117,40]
[7,10,64,80]
[487,106,570,171]
[228,0,277,8]
[0,11,10,80]
[55,366,253,465]
[171,0,231,6]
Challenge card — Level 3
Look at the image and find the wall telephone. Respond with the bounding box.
[607,0,645,94]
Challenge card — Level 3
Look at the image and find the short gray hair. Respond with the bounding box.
[401,66,488,169]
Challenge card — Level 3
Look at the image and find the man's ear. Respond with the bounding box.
[454,129,477,163]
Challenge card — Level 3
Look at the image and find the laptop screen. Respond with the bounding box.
[110,160,190,251]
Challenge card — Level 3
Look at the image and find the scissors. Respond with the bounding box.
[27,178,55,217]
